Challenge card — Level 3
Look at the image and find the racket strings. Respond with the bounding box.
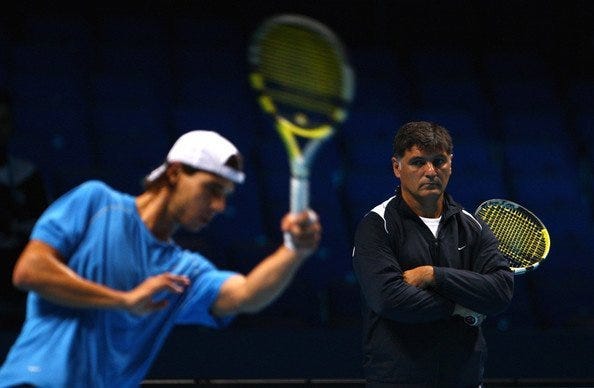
[259,58,343,114]
[259,28,343,95]
[480,206,547,267]
[260,53,340,88]
[254,26,348,123]
[261,39,340,82]
[260,53,341,96]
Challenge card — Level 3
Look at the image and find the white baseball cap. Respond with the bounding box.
[146,130,245,184]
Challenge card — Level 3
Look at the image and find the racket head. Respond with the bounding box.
[248,14,355,138]
[475,199,551,275]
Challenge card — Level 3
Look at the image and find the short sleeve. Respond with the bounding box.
[30,181,107,259]
[174,251,238,328]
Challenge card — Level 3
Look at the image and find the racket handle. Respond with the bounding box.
[512,262,539,275]
[290,176,309,213]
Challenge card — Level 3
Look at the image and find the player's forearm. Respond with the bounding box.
[235,245,306,313]
[13,241,127,310]
[24,274,127,310]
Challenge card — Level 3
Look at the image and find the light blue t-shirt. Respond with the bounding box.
[0,181,237,387]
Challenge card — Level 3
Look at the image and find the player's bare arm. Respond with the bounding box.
[13,239,190,314]
[211,210,321,316]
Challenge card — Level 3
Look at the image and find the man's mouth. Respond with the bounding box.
[422,181,441,188]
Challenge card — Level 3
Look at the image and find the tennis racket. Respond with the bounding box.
[475,199,551,275]
[248,14,355,213]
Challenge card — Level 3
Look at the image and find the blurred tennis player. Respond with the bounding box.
[352,121,513,387]
[0,130,321,387]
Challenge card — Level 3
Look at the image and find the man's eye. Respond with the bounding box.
[206,185,223,196]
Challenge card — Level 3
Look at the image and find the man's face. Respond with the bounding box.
[392,145,452,202]
[168,167,235,232]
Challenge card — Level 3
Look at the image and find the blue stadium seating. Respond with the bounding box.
[446,139,506,209]
[97,46,170,79]
[483,49,554,82]
[502,139,573,177]
[349,47,411,115]
[91,105,170,194]
[411,108,493,143]
[171,16,242,51]
[491,80,560,112]
[568,81,594,114]
[20,13,91,50]
[92,73,169,110]
[10,72,87,110]
[1,8,592,340]
[409,47,478,81]
[9,43,91,78]
[8,71,92,197]
[499,108,567,144]
[574,112,594,160]
[416,78,491,115]
[96,14,169,48]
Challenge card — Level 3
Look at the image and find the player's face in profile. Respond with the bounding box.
[171,169,235,231]
[392,145,452,202]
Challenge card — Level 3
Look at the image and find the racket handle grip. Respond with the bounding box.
[512,262,539,275]
[290,176,309,213]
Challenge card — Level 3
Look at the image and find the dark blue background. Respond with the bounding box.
[1,0,593,383]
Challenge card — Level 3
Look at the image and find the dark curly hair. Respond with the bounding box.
[393,121,453,158]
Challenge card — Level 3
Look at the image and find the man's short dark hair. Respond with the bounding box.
[393,121,453,158]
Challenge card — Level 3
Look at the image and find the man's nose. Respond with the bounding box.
[424,162,438,175]
[211,196,227,213]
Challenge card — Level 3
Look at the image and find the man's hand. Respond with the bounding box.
[403,265,435,289]
[123,273,190,315]
[281,210,322,258]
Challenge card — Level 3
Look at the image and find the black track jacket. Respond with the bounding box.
[352,188,514,387]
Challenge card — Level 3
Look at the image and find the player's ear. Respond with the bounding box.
[391,156,401,178]
[166,162,183,186]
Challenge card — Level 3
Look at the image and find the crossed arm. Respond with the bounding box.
[353,214,513,324]
[403,264,513,316]
[402,266,487,325]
